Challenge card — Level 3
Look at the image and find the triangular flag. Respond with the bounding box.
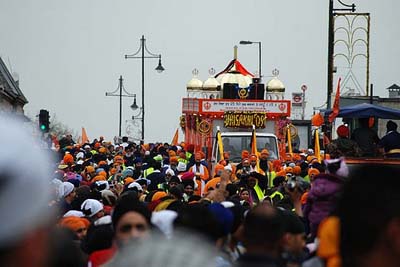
[171,128,179,146]
[329,78,342,123]
[81,127,89,145]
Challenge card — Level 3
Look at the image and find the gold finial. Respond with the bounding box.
[208,68,216,76]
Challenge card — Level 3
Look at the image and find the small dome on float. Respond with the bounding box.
[186,69,203,90]
[203,68,220,91]
[217,72,253,88]
[266,68,285,92]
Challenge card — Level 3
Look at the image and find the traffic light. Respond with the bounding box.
[38,109,50,132]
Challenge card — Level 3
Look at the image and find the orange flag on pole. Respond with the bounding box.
[81,127,89,145]
[287,125,293,155]
[250,125,261,171]
[171,128,179,146]
[328,78,342,123]
[315,128,321,163]
[251,125,258,156]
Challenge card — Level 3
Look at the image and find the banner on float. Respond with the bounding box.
[224,111,266,129]
[199,99,290,117]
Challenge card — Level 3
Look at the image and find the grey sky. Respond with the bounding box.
[1,0,399,142]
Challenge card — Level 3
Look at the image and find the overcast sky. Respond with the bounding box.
[1,0,399,142]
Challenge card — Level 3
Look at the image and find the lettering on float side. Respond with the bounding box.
[223,111,266,129]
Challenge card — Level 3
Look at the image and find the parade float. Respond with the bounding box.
[180,47,292,163]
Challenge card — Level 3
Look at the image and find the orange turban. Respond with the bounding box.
[214,164,225,176]
[308,168,320,177]
[92,175,106,182]
[63,154,74,165]
[293,166,302,175]
[241,150,249,159]
[152,191,168,202]
[169,150,177,157]
[170,156,178,164]
[98,147,107,154]
[124,177,135,185]
[110,167,117,175]
[98,171,108,179]
[59,216,89,232]
[114,155,124,164]
[85,166,95,173]
[98,160,107,166]
[311,113,324,127]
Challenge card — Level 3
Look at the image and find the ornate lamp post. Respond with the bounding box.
[125,35,164,142]
[105,75,136,137]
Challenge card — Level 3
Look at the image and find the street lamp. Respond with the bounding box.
[239,40,262,80]
[327,0,356,110]
[105,75,136,137]
[125,35,165,142]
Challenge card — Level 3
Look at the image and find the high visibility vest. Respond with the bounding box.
[178,158,188,165]
[269,190,284,201]
[254,184,265,202]
[268,171,277,188]
[143,167,154,178]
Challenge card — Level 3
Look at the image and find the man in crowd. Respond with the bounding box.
[338,165,400,267]
[378,120,400,158]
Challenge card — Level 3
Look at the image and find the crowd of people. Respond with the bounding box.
[2,115,400,267]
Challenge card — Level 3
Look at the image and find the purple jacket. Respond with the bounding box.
[303,173,344,227]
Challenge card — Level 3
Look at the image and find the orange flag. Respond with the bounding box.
[171,128,179,146]
[287,125,293,155]
[251,125,258,156]
[81,127,89,145]
[315,128,321,163]
[328,78,342,123]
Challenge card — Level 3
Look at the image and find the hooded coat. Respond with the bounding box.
[303,173,343,236]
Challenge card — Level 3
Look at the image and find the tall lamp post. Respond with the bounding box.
[326,0,355,110]
[105,75,136,137]
[125,35,165,142]
[239,40,262,80]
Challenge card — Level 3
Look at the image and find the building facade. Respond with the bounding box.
[0,57,28,115]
